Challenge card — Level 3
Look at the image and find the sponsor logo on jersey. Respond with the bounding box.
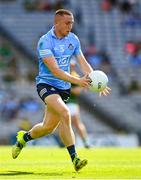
[56,55,70,67]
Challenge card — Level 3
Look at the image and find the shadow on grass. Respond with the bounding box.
[0,171,63,176]
[0,171,33,176]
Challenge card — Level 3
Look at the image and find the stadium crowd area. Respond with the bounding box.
[0,0,141,146]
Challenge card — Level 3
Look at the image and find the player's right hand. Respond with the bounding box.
[78,74,91,88]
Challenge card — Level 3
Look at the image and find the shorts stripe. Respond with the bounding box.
[39,88,47,97]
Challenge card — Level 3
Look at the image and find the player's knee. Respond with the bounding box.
[62,110,71,124]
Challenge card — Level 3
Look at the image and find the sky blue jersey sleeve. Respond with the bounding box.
[38,37,53,59]
[73,35,82,56]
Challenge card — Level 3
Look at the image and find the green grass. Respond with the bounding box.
[0,146,141,179]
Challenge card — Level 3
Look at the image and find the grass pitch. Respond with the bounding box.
[0,146,141,179]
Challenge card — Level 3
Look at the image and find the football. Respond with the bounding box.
[88,70,108,92]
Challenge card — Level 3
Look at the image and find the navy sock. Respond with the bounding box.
[23,132,33,142]
[67,145,77,162]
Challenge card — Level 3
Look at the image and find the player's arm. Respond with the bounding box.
[73,35,93,75]
[76,53,93,75]
[43,56,90,88]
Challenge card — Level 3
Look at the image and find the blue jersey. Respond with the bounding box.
[36,27,82,90]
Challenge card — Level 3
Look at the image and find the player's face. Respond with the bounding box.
[58,15,74,37]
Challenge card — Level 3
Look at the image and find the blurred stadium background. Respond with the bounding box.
[0,0,141,147]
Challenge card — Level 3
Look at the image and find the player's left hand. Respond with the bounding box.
[99,86,111,97]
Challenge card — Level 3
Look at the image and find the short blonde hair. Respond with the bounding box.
[55,9,73,16]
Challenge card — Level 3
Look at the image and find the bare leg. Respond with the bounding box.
[29,105,60,138]
[58,118,75,147]
[12,94,88,171]
[31,94,75,146]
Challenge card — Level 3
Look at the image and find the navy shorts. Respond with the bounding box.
[36,83,71,104]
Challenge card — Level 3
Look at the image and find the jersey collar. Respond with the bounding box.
[51,26,57,38]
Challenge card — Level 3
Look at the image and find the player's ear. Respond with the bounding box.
[54,17,57,25]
